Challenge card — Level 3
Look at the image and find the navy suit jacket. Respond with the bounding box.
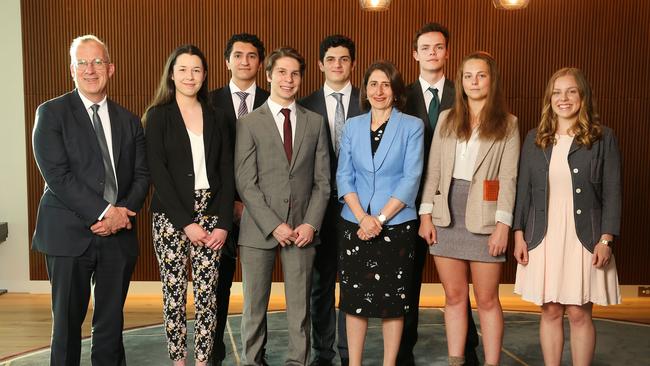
[32,90,149,257]
[299,86,362,190]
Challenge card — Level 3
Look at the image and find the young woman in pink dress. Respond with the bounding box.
[513,67,621,366]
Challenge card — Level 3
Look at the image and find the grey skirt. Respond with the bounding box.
[430,179,505,263]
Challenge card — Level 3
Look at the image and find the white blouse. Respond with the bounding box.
[452,128,480,181]
[186,129,210,190]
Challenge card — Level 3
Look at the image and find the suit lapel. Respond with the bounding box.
[259,103,290,168]
[472,137,496,176]
[372,109,400,170]
[71,91,101,158]
[412,80,429,122]
[253,86,268,109]
[440,79,455,111]
[202,103,214,159]
[107,100,122,167]
[221,86,237,122]
[290,105,308,171]
[348,87,362,118]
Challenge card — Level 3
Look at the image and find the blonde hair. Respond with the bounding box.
[536,67,602,149]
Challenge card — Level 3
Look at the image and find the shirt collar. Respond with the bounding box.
[267,98,295,117]
[323,81,352,98]
[77,90,107,111]
[229,80,257,95]
[418,75,446,95]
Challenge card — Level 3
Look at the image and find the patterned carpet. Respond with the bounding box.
[2,309,648,365]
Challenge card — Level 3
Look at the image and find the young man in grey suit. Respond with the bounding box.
[401,23,479,366]
[208,33,270,366]
[32,35,149,365]
[235,47,330,366]
[299,34,361,366]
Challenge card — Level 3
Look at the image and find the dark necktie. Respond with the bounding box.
[427,87,440,131]
[235,91,249,118]
[281,108,292,162]
[332,92,345,156]
[91,104,117,204]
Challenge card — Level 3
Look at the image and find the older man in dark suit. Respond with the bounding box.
[401,23,479,366]
[208,33,270,366]
[299,34,361,366]
[32,34,149,366]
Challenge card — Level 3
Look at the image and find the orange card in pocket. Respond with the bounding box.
[483,180,499,201]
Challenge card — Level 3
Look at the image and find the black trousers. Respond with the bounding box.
[310,198,347,362]
[46,237,136,366]
[396,238,479,366]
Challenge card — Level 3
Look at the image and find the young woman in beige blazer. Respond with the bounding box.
[418,52,520,366]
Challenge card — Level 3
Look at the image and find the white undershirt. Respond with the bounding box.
[186,129,210,190]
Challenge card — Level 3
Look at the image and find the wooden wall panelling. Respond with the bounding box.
[22,0,650,284]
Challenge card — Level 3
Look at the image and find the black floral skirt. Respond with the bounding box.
[338,218,416,318]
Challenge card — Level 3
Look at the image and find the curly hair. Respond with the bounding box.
[536,67,602,149]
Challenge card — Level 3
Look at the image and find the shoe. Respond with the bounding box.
[340,358,349,366]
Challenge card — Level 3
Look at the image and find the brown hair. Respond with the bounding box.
[443,51,509,141]
[359,60,406,112]
[412,23,450,50]
[264,47,306,77]
[535,67,602,149]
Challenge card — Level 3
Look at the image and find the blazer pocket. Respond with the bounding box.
[432,194,444,219]
[483,180,499,201]
[481,201,497,226]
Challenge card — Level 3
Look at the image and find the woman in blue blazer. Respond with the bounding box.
[336,60,424,366]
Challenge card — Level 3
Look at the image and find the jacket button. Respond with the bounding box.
[284,199,289,203]
[188,173,193,177]
[573,168,579,173]
[289,174,294,179]
[576,209,582,215]
[575,188,581,194]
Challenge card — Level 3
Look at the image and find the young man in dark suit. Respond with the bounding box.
[31,34,149,365]
[208,33,270,366]
[400,23,480,366]
[299,35,361,366]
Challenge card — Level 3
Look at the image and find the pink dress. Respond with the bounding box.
[515,135,621,306]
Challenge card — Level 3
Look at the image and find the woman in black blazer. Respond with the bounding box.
[144,44,234,366]
[513,68,621,366]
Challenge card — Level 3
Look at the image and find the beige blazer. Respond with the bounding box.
[420,110,520,234]
[235,102,331,249]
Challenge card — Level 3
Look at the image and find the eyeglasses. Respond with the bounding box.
[75,58,109,71]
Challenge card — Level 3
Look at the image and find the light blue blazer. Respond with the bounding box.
[337,109,424,225]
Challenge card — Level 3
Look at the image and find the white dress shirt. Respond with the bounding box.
[418,75,447,111]
[78,92,118,219]
[229,80,257,116]
[323,81,352,147]
[267,98,297,146]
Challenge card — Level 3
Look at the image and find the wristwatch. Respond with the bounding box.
[598,239,614,247]
[377,213,387,225]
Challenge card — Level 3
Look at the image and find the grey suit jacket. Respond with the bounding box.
[235,102,331,249]
[513,127,621,253]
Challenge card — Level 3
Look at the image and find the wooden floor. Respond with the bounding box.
[1,293,649,361]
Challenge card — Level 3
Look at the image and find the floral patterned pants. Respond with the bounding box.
[152,189,221,362]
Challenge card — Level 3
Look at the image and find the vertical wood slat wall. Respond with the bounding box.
[22,0,650,284]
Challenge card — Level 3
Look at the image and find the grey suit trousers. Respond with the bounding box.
[240,245,316,366]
